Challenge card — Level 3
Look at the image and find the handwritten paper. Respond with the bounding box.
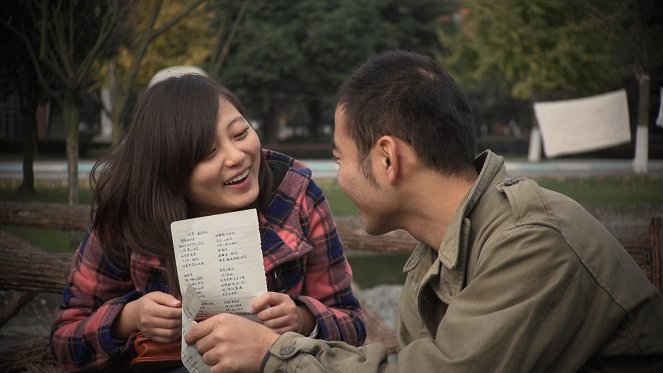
[181,284,208,373]
[171,209,267,370]
[171,208,267,318]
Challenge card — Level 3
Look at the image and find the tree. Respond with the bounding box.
[211,0,305,143]
[0,4,45,194]
[207,0,250,77]
[440,0,620,100]
[597,0,663,173]
[215,0,445,143]
[440,0,662,167]
[2,0,128,205]
[107,0,208,144]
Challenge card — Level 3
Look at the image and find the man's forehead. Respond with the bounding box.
[333,106,348,133]
[332,108,355,153]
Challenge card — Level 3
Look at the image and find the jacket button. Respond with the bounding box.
[280,346,295,355]
[504,178,519,186]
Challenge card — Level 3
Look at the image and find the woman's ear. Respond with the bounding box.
[377,136,399,184]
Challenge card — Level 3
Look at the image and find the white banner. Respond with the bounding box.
[534,90,631,158]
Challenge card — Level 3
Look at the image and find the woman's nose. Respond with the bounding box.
[223,144,246,167]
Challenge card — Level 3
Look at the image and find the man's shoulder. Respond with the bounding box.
[488,176,590,230]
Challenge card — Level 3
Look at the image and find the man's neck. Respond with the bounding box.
[399,169,476,251]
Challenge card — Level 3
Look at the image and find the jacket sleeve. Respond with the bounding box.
[50,228,140,372]
[293,180,367,347]
[261,226,589,372]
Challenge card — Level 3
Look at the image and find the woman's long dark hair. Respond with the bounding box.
[90,75,273,296]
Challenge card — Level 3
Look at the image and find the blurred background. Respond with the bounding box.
[1,1,662,183]
[2,0,663,281]
[1,0,662,347]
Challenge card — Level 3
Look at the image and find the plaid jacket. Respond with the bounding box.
[50,150,366,372]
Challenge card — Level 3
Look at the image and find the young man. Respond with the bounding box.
[185,50,663,372]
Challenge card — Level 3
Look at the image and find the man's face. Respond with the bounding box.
[332,106,392,235]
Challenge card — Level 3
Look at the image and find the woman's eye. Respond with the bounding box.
[207,147,217,158]
[235,128,249,140]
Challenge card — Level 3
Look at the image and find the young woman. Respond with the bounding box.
[50,74,366,372]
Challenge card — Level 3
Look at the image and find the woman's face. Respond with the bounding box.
[185,98,262,216]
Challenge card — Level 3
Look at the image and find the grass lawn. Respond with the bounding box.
[315,175,663,217]
[1,176,661,255]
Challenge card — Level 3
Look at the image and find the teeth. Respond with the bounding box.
[224,169,249,185]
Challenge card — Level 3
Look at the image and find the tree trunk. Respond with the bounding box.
[527,101,543,162]
[307,99,321,140]
[260,99,279,145]
[62,93,80,205]
[19,82,37,194]
[0,291,37,329]
[633,73,650,174]
[632,0,651,174]
[0,201,89,230]
[0,229,72,293]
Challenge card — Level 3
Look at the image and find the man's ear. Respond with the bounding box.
[377,136,399,184]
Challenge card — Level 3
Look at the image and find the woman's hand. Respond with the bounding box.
[113,291,182,342]
[250,292,315,335]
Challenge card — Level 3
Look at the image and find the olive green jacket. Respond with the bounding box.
[262,150,663,372]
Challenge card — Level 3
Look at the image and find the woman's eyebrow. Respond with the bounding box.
[225,116,246,127]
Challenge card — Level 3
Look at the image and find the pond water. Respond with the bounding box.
[346,252,411,289]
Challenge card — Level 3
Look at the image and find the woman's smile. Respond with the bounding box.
[224,168,250,186]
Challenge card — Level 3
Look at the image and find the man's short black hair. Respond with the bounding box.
[336,50,475,179]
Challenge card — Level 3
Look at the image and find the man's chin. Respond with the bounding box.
[360,217,387,236]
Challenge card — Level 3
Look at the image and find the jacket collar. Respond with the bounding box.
[437,150,506,270]
[405,150,508,332]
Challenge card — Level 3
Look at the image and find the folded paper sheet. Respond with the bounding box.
[534,90,631,158]
[181,284,208,373]
[171,209,267,371]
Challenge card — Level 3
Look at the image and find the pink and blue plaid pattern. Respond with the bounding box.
[50,150,366,372]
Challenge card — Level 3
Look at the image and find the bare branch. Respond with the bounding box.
[45,0,75,79]
[585,0,638,45]
[112,0,163,115]
[0,16,62,104]
[75,1,124,86]
[149,0,208,42]
[208,17,228,73]
[211,0,249,76]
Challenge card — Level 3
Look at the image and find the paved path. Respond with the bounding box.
[2,158,663,181]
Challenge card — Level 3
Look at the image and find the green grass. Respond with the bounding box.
[3,225,84,253]
[534,176,663,204]
[0,185,93,204]
[1,176,661,255]
[316,175,663,216]
[314,179,359,216]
